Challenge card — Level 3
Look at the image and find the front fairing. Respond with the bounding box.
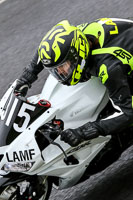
[0,83,50,147]
[0,81,54,172]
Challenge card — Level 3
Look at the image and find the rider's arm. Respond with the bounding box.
[92,64,133,135]
[19,50,44,87]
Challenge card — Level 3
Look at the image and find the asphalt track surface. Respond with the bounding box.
[1,0,133,199]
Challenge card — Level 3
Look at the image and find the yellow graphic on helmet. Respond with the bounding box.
[38,20,90,86]
[38,20,77,63]
[39,41,51,60]
[70,30,89,85]
[71,64,83,85]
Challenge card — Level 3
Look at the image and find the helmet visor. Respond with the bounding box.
[46,60,75,83]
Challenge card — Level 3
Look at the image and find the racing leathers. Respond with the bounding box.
[86,18,133,136]
[17,18,133,144]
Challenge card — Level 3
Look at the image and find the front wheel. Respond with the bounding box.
[0,176,53,200]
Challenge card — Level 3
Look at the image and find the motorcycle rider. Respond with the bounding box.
[15,18,133,147]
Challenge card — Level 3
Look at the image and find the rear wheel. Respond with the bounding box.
[0,176,52,200]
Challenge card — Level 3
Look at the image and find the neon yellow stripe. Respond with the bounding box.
[99,64,108,84]
[132,96,133,108]
[92,47,133,71]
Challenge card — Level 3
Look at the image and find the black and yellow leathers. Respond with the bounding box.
[19,18,133,136]
[79,18,133,135]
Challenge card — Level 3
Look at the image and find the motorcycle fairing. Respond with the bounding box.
[29,75,109,129]
[0,76,111,189]
[38,135,111,189]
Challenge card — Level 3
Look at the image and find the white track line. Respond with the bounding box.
[0,0,7,4]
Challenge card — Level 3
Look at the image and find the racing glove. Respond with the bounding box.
[60,122,99,147]
[14,67,38,96]
[14,79,29,96]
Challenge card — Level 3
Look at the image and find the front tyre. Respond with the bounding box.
[0,176,52,200]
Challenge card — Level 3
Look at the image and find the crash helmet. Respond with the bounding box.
[38,20,90,86]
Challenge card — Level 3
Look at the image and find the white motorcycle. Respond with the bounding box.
[0,75,132,200]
